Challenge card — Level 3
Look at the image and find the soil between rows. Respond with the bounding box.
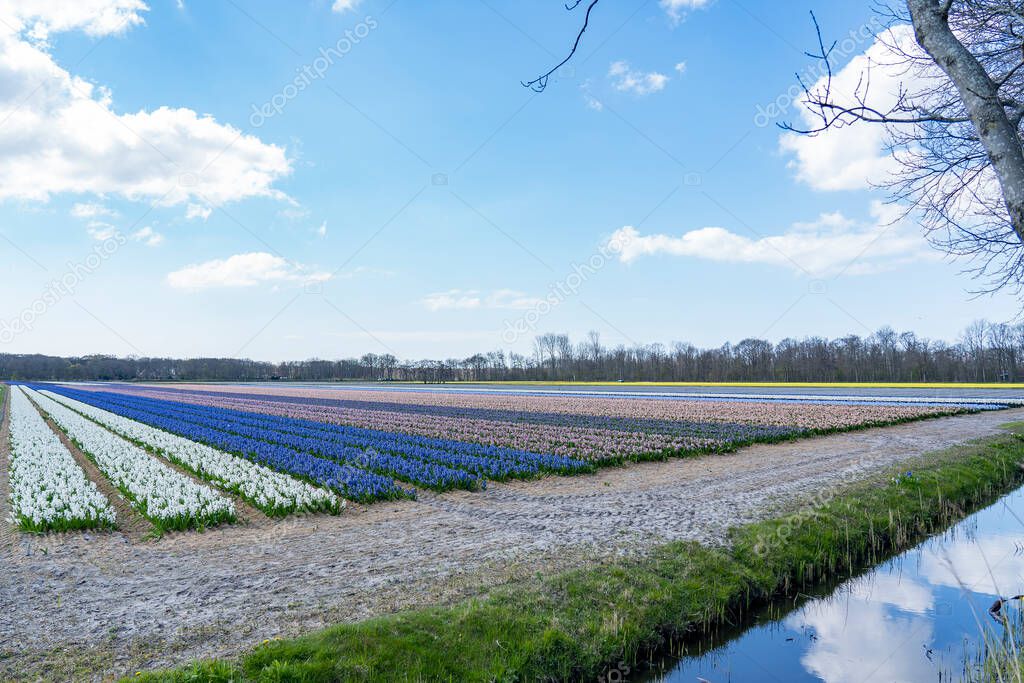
[36,406,155,541]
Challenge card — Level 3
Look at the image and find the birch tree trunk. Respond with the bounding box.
[906,0,1024,240]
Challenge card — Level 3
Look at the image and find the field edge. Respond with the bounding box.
[119,426,1024,682]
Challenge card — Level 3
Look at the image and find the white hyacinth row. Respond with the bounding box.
[41,390,341,517]
[24,387,235,532]
[7,386,115,532]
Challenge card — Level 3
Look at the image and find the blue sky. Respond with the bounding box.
[0,0,1017,361]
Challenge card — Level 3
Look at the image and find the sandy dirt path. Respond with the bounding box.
[3,408,1023,680]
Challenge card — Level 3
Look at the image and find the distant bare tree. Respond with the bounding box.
[8,319,1024,381]
[586,330,603,362]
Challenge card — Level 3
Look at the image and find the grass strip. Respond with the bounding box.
[128,431,1024,682]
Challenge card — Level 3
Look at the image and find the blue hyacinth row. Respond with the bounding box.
[36,386,410,503]
[43,386,591,499]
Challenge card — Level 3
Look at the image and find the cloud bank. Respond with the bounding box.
[0,1,291,208]
[167,252,331,290]
[606,202,934,276]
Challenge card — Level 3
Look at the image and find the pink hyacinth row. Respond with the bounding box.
[144,384,957,430]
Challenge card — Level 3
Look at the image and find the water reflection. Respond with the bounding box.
[639,489,1024,682]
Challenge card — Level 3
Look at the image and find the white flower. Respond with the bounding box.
[24,387,235,530]
[7,386,115,531]
[40,390,339,516]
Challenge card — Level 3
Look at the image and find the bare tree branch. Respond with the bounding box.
[522,0,601,92]
[783,1,1024,295]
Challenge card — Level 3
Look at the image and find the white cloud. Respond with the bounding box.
[660,0,711,24]
[790,591,936,682]
[130,226,163,247]
[0,0,149,42]
[779,25,919,191]
[316,220,328,238]
[86,221,118,240]
[422,289,543,312]
[332,0,362,12]
[920,532,1024,597]
[606,201,934,276]
[71,202,116,219]
[185,203,212,221]
[167,252,331,290]
[278,206,310,221]
[674,61,687,74]
[846,571,934,614]
[608,61,669,96]
[423,290,480,311]
[336,266,393,279]
[0,3,291,209]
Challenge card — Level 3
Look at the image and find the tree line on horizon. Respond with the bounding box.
[1,320,1022,384]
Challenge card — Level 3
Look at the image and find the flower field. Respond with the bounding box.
[64,383,969,459]
[3,381,978,535]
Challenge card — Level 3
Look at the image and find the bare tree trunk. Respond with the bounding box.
[907,0,1024,239]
